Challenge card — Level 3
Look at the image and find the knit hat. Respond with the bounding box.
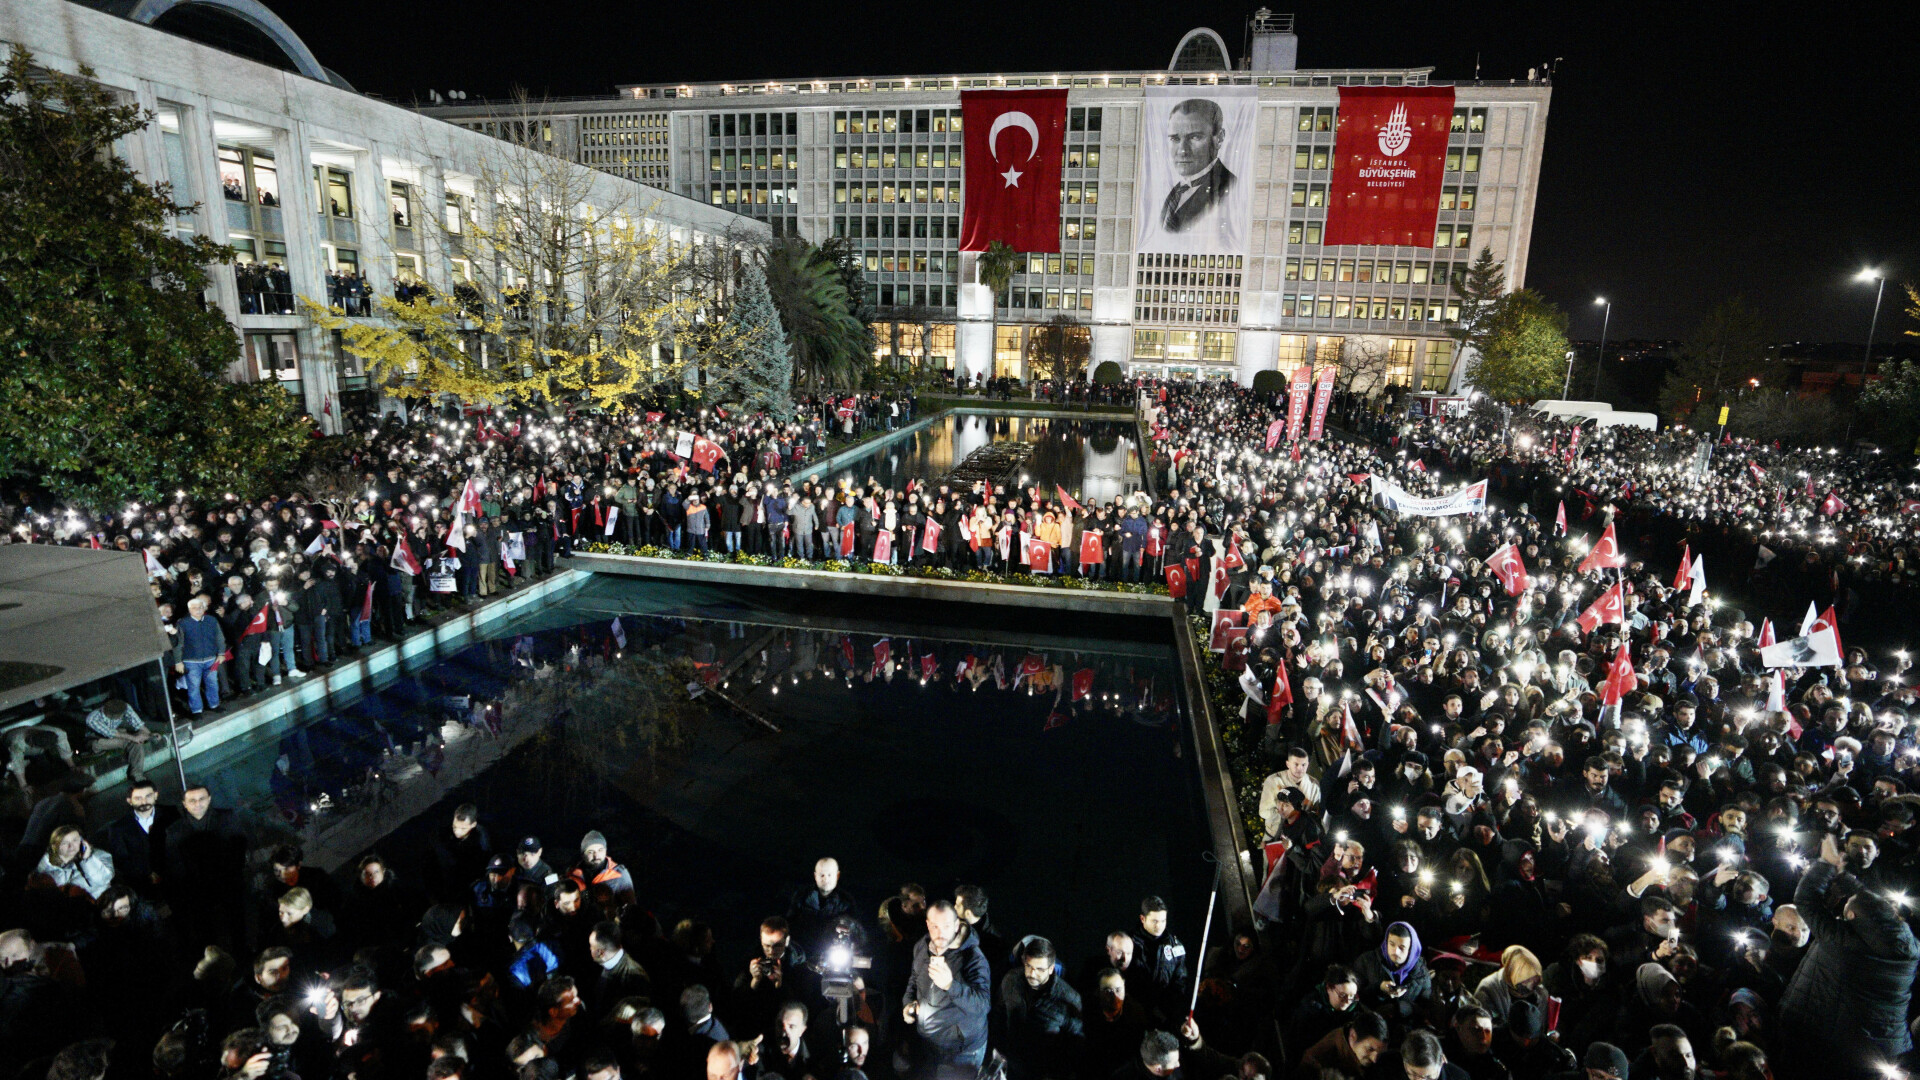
[1583,1042,1630,1079]
[581,830,608,853]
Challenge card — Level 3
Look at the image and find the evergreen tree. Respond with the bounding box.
[1464,290,1569,403]
[0,48,307,506]
[1656,298,1777,421]
[730,261,795,420]
[1447,246,1508,358]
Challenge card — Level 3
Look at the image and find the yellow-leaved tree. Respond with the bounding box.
[308,97,752,409]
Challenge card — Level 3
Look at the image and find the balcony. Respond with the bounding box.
[233,262,295,316]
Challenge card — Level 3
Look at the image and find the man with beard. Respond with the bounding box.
[901,899,991,1072]
[98,779,175,902]
[571,830,636,908]
[999,936,1083,1080]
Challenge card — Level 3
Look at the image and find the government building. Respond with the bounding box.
[2,0,757,432]
[422,14,1551,390]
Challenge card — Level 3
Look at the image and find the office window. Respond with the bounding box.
[1469,108,1487,133]
[1300,260,1318,282]
[1287,221,1304,245]
[1295,146,1310,170]
[1454,226,1472,249]
[1276,334,1307,371]
[1333,296,1351,319]
[1463,149,1481,172]
[1423,339,1457,389]
[1291,183,1307,207]
[714,115,726,136]
[1439,189,1456,211]
[1446,150,1461,172]
[1411,263,1429,284]
[1386,338,1417,386]
[1297,111,1314,132]
[1284,258,1300,281]
[1337,260,1354,282]
[1306,223,1322,244]
[1311,147,1330,170]
[1458,189,1476,211]
[1435,226,1453,248]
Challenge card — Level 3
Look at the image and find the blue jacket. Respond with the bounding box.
[508,940,560,988]
[177,615,225,662]
[904,926,992,1060]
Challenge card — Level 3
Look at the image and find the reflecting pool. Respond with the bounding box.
[810,412,1145,503]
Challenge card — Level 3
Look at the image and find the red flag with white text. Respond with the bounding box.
[1324,86,1456,246]
[1308,366,1337,441]
[1285,365,1312,442]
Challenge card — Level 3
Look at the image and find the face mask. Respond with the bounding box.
[1577,958,1604,981]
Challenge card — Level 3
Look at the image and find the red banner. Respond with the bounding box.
[1324,86,1455,247]
[1285,365,1312,442]
[1308,367,1336,441]
[960,90,1068,252]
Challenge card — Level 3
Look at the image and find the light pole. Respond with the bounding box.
[1561,349,1576,400]
[1589,297,1612,397]
[1857,268,1886,378]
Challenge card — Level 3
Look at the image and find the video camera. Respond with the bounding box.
[810,918,872,1025]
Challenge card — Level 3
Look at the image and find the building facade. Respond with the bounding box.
[424,17,1550,390]
[4,0,761,432]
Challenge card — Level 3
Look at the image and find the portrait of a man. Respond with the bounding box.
[1159,98,1235,234]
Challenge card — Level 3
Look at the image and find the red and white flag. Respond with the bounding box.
[920,652,938,682]
[1601,643,1635,707]
[1027,537,1053,574]
[1819,490,1847,517]
[1766,669,1787,712]
[922,519,943,554]
[871,638,892,676]
[1577,523,1627,574]
[1072,668,1094,702]
[958,89,1069,253]
[1686,552,1706,610]
[1055,486,1083,514]
[1554,501,1568,535]
[1575,582,1626,633]
[1266,664,1294,725]
[1307,366,1336,441]
[1165,563,1187,599]
[1265,419,1284,451]
[1209,609,1249,652]
[691,437,725,474]
[1286,365,1312,442]
[391,534,423,575]
[1746,461,1766,484]
[873,529,894,564]
[1672,544,1693,591]
[1079,529,1105,568]
[444,478,482,552]
[1407,458,1427,474]
[1757,617,1775,649]
[1013,653,1046,688]
[1487,543,1530,597]
[839,522,856,558]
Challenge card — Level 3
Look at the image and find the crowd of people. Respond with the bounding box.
[3,375,1919,1080]
[234,262,297,317]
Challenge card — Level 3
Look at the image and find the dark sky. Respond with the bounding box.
[281,1,1914,342]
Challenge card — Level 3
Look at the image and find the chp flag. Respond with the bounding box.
[959,90,1069,253]
[1307,366,1337,441]
[1286,364,1313,442]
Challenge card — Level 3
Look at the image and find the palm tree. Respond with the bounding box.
[974,241,1023,384]
[760,239,872,389]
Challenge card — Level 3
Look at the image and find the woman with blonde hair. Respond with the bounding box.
[1472,943,1545,1028]
[36,824,115,899]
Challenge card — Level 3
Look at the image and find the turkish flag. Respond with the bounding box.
[1056,485,1083,514]
[1209,609,1248,651]
[873,529,893,564]
[872,638,892,674]
[839,522,856,558]
[1072,668,1094,702]
[922,519,943,553]
[921,652,938,682]
[1487,543,1530,596]
[959,89,1068,252]
[1672,544,1693,591]
[644,410,665,423]
[1601,643,1636,707]
[244,607,269,637]
[391,534,423,575]
[1575,582,1626,633]
[1820,491,1847,516]
[1079,529,1105,567]
[1265,419,1284,450]
[1757,617,1775,649]
[1746,461,1766,483]
[1220,544,1245,571]
[1324,86,1455,246]
[1027,537,1052,573]
[1577,523,1627,574]
[1267,664,1294,724]
[1555,501,1568,535]
[691,437,724,473]
[1165,564,1188,598]
[1818,605,1843,658]
[1014,653,1046,686]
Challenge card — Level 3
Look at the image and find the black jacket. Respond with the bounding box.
[998,969,1084,1080]
[1780,860,1920,1057]
[903,924,992,1061]
[98,807,177,896]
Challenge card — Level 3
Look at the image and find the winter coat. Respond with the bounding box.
[1780,860,1920,1057]
[903,923,992,1060]
[35,847,115,898]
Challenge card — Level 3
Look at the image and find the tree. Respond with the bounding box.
[314,93,742,409]
[1656,298,1776,421]
[1027,314,1091,382]
[1447,246,1507,358]
[1335,338,1394,397]
[1464,290,1569,403]
[1092,361,1124,386]
[1860,360,1920,454]
[724,262,795,420]
[1250,369,1287,395]
[0,48,307,507]
[977,241,1021,302]
[760,238,870,389]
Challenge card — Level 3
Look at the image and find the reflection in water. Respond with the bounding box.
[192,581,1212,972]
[814,414,1144,503]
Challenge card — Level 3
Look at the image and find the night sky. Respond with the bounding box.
[280,1,1913,342]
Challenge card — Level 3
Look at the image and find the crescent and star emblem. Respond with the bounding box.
[987,110,1039,188]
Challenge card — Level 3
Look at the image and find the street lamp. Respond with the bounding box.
[1857,268,1886,377]
[1561,349,1576,400]
[1589,297,1612,397]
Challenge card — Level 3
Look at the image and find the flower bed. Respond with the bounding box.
[1185,613,1266,843]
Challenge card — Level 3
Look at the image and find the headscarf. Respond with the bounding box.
[417,903,465,947]
[1635,961,1678,1009]
[1382,921,1423,984]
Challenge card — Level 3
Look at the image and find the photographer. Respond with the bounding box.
[901,899,990,1073]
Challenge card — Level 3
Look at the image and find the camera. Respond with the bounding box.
[811,919,872,1026]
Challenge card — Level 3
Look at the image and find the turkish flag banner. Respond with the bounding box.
[1308,366,1337,441]
[922,519,943,553]
[1575,582,1626,634]
[1027,537,1052,574]
[1286,365,1313,442]
[1577,523,1627,574]
[873,529,893,564]
[1265,419,1284,451]
[691,437,724,473]
[1165,564,1188,599]
[1601,643,1636,707]
[1079,529,1105,567]
[1072,668,1094,702]
[1324,86,1455,246]
[839,522,856,558]
[960,89,1069,252]
[1487,543,1530,597]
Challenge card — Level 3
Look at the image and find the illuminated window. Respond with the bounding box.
[1386,338,1417,386]
[1276,335,1307,372]
[1423,340,1456,390]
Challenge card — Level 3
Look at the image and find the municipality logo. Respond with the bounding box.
[1377,103,1412,157]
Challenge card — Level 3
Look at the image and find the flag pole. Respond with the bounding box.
[1187,861,1222,1021]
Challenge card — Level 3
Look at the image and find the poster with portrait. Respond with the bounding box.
[1133,86,1257,258]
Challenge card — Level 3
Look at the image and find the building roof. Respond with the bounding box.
[0,546,171,713]
[1170,28,1233,72]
